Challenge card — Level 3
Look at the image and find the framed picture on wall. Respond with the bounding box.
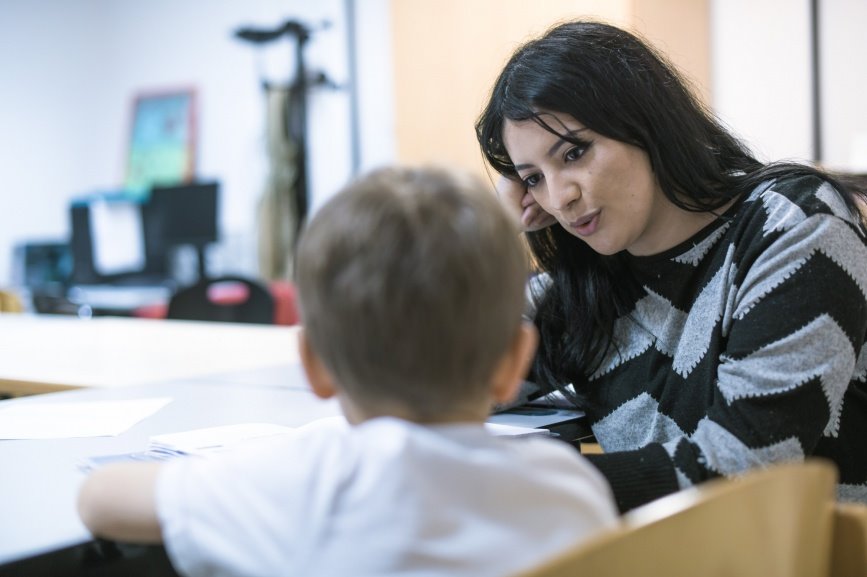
[125,88,197,197]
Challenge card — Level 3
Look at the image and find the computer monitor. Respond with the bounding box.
[144,181,219,279]
[69,197,163,285]
[12,241,73,290]
[145,182,218,247]
[69,182,219,285]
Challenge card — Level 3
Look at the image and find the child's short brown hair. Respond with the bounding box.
[296,166,528,420]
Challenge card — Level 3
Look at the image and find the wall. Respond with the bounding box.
[389,0,711,179]
[710,0,813,164]
[821,0,867,171]
[632,0,711,106]
[0,0,394,287]
[710,0,867,171]
[1,0,863,289]
[392,0,865,180]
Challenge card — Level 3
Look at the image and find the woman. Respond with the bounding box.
[476,20,867,512]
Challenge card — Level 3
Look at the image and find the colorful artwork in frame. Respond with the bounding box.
[125,88,197,197]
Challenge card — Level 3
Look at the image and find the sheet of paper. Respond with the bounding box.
[485,422,552,437]
[0,397,172,440]
[80,422,297,471]
[90,199,145,275]
[149,422,296,455]
[151,420,548,443]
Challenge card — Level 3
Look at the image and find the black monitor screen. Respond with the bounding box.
[68,182,218,286]
[145,182,219,249]
[14,242,73,289]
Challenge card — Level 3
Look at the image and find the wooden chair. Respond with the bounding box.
[831,502,867,577]
[513,460,838,577]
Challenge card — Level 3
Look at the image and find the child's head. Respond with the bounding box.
[296,166,533,422]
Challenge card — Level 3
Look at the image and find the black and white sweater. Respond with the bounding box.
[550,174,867,511]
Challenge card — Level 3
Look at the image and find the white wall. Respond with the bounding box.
[821,0,867,171]
[711,0,867,172]
[710,0,814,164]
[0,0,393,286]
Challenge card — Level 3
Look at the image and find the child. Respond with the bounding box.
[78,166,618,577]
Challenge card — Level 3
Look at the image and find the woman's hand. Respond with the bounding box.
[496,175,557,232]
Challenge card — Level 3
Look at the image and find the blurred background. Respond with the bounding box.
[0,0,864,322]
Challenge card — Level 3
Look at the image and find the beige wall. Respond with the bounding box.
[632,0,711,106]
[391,0,709,179]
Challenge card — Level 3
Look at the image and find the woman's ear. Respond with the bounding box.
[298,329,338,400]
[490,321,539,405]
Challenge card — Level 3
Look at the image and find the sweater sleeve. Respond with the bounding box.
[672,212,867,481]
[584,193,867,507]
[632,207,867,499]
[584,443,680,513]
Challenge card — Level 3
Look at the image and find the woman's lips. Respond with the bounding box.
[568,210,600,236]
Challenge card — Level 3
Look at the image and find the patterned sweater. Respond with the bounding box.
[555,174,867,512]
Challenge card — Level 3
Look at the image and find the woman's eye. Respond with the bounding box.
[523,173,541,188]
[565,144,588,162]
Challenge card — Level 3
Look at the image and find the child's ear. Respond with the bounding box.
[298,329,338,400]
[490,321,539,405]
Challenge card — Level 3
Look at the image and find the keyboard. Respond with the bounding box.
[67,284,172,311]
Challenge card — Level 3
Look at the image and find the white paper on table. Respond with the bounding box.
[149,422,297,455]
[80,422,299,471]
[90,199,145,275]
[485,422,552,438]
[0,397,172,439]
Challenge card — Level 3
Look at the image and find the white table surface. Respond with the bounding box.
[0,379,341,565]
[0,314,300,395]
[0,315,585,568]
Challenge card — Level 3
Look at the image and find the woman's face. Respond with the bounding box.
[503,112,683,256]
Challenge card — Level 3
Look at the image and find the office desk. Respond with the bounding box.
[0,315,300,396]
[0,379,343,571]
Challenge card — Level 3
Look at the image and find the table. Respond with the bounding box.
[0,379,343,572]
[0,314,587,574]
[0,315,300,396]
[0,380,585,574]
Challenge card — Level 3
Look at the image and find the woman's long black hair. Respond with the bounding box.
[476,20,863,405]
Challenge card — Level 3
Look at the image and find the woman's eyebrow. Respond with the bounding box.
[514,129,589,171]
[546,136,570,158]
[546,128,590,156]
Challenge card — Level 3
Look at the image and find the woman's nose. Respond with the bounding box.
[548,176,581,212]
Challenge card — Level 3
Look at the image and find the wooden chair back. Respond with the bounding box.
[831,502,867,577]
[513,460,838,577]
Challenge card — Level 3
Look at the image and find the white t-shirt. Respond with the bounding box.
[156,416,618,577]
